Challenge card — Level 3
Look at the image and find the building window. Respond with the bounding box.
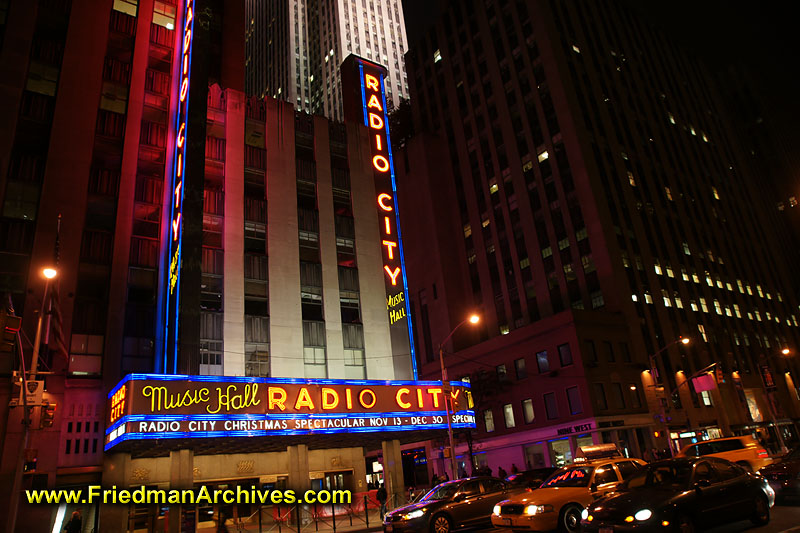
[515,358,527,379]
[593,383,607,410]
[544,392,558,420]
[496,364,508,381]
[603,341,615,362]
[536,351,549,373]
[484,409,495,432]
[302,320,327,378]
[584,340,597,362]
[700,391,713,406]
[503,404,515,428]
[611,383,625,409]
[567,386,583,415]
[522,399,535,424]
[558,343,573,366]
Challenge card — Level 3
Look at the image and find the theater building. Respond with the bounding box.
[0,1,467,531]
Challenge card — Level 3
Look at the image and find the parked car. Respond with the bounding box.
[383,477,508,533]
[505,467,558,492]
[759,446,800,500]
[581,457,775,532]
[492,446,646,533]
[676,435,772,472]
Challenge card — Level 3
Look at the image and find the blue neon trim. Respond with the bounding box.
[377,73,418,379]
[358,63,368,125]
[107,373,472,399]
[104,421,477,451]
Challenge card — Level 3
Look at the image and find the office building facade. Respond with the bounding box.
[397,0,800,472]
[246,0,410,119]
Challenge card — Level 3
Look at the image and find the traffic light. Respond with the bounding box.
[715,366,724,385]
[1,312,22,355]
[40,400,56,428]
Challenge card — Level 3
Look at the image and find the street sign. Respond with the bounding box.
[19,380,44,406]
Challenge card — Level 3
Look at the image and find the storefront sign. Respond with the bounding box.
[105,374,475,450]
[555,422,593,436]
[342,55,417,378]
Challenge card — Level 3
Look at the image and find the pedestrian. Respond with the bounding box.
[511,463,519,474]
[376,483,388,518]
[64,510,81,533]
[408,486,415,502]
[497,466,507,479]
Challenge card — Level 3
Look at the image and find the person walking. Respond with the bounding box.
[376,483,388,518]
[497,466,507,479]
[511,464,519,474]
[64,511,81,533]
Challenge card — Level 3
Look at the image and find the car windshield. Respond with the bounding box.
[507,473,544,488]
[419,481,460,502]
[541,467,593,488]
[625,463,693,489]
[781,448,800,461]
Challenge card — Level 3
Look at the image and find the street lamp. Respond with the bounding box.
[438,313,480,480]
[648,337,690,457]
[30,267,57,380]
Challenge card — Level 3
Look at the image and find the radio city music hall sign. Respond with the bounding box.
[105,374,475,450]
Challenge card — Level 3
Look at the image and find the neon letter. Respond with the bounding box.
[174,181,182,207]
[268,387,287,411]
[177,123,185,147]
[375,134,383,151]
[172,213,181,240]
[377,193,393,211]
[180,77,189,102]
[396,388,411,409]
[427,388,443,408]
[358,389,377,409]
[294,387,315,410]
[365,74,379,91]
[373,155,389,172]
[368,113,384,130]
[177,153,182,177]
[367,94,383,111]
[384,266,401,285]
[345,389,353,409]
[416,388,424,408]
[382,240,397,260]
[384,216,392,235]
[322,388,339,410]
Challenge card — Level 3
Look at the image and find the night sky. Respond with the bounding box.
[401,0,800,154]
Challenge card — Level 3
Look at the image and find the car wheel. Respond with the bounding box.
[559,504,583,533]
[430,513,452,533]
[751,494,770,525]
[736,461,753,472]
[677,515,695,533]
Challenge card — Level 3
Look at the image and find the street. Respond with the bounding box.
[470,501,800,532]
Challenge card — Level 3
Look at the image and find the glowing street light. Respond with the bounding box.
[648,336,691,457]
[42,267,57,279]
[781,348,791,355]
[439,313,481,479]
[680,337,690,345]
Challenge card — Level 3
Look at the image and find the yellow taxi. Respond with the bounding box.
[676,435,773,472]
[491,445,646,533]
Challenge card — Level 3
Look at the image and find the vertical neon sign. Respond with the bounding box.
[357,60,418,379]
[161,0,195,374]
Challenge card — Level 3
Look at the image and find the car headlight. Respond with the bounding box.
[634,509,652,521]
[524,504,554,515]
[403,509,425,520]
[493,505,501,516]
[581,509,589,520]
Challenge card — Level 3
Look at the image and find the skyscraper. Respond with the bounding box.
[246,0,410,120]
[397,0,800,471]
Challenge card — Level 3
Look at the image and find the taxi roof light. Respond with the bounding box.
[575,443,624,461]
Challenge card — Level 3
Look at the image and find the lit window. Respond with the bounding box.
[666,265,674,278]
[713,300,722,315]
[737,280,744,293]
[621,152,629,160]
[690,126,696,136]
[767,292,772,300]
[654,262,662,275]
[699,298,708,313]
[668,112,675,124]
[522,399,535,423]
[712,186,720,200]
[778,293,783,302]
[433,49,442,63]
[698,325,707,342]
[482,217,490,228]
[706,275,713,287]
[538,150,549,162]
[463,224,472,237]
[700,390,713,406]
[757,285,764,297]
[500,325,510,335]
[726,282,733,291]
[665,186,673,200]
[715,277,723,289]
[627,171,636,186]
[113,0,138,16]
[572,44,581,53]
[681,268,689,282]
[484,410,495,432]
[746,285,753,296]
[489,181,499,194]
[683,242,691,255]
[662,290,672,307]
[644,292,653,304]
[690,300,698,312]
[747,312,753,320]
[153,1,176,28]
[631,294,638,302]
[755,310,762,321]
[621,251,631,267]
[702,132,709,142]
[541,247,552,258]
[733,304,741,318]
[503,404,516,428]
